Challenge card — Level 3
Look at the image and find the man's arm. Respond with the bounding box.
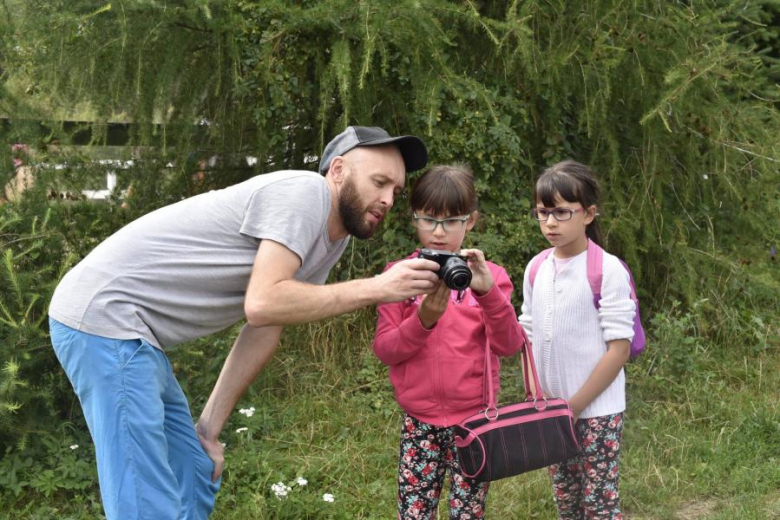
[197,239,438,479]
[196,323,283,482]
[243,239,440,328]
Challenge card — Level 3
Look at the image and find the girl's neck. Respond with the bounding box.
[553,235,589,259]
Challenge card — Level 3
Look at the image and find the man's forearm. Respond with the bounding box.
[245,276,383,328]
[197,323,283,440]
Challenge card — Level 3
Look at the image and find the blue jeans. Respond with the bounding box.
[49,318,220,520]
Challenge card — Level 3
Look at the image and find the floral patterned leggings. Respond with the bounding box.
[397,413,489,519]
[548,413,624,519]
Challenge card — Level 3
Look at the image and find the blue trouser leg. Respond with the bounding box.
[49,318,220,520]
[164,372,221,519]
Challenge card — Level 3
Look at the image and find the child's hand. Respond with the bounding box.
[417,281,450,329]
[460,248,494,295]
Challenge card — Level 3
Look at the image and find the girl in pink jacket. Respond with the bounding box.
[373,164,524,519]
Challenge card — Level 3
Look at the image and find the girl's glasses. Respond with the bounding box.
[531,207,585,222]
[413,213,470,233]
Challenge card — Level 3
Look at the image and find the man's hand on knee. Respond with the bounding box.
[196,422,224,483]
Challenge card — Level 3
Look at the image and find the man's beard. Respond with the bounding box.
[338,177,377,240]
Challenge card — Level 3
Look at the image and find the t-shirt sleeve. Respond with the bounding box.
[239,176,328,264]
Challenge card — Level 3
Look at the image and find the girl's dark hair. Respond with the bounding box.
[410,163,477,216]
[534,160,603,245]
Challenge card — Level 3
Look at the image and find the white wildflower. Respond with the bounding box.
[323,493,335,503]
[271,481,292,499]
[235,427,248,433]
[69,444,79,450]
[296,477,308,486]
[239,406,256,417]
[702,174,709,180]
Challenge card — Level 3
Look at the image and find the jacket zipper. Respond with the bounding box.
[433,321,444,420]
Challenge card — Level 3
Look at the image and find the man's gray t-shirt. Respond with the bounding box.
[49,171,350,349]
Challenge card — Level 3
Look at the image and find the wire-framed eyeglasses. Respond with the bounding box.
[412,213,471,233]
[531,207,586,222]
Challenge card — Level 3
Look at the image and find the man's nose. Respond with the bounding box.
[381,187,395,208]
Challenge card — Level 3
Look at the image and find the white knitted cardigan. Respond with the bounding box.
[518,249,636,419]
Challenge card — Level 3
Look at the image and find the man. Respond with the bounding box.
[48,126,441,520]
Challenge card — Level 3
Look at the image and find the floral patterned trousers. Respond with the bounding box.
[397,413,490,519]
[548,413,624,519]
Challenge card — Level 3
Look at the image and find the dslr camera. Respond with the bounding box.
[418,248,472,291]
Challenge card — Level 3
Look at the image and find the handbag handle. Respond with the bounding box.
[484,326,544,411]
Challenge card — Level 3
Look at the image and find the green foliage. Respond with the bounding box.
[4,0,777,292]
[0,200,64,447]
[7,324,778,518]
[1,414,95,492]
[718,0,780,101]
[0,0,779,514]
[644,300,707,377]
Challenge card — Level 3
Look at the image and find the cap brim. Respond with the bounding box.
[357,135,428,173]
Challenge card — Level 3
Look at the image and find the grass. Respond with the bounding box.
[2,308,779,519]
[205,307,780,519]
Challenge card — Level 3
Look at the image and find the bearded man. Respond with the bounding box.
[48,126,440,520]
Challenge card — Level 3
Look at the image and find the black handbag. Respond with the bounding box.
[454,330,579,482]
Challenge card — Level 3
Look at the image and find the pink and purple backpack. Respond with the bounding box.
[528,239,646,359]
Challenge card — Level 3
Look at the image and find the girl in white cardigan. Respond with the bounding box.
[518,160,635,519]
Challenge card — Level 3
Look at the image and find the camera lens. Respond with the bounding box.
[441,257,472,291]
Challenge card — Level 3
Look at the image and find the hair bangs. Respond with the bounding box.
[411,165,476,217]
[535,170,583,208]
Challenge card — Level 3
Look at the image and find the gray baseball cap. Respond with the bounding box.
[318,126,428,175]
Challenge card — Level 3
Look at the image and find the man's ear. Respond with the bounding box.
[465,211,478,231]
[584,205,597,225]
[328,156,346,183]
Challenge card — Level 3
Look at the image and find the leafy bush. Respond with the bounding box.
[0,1,779,513]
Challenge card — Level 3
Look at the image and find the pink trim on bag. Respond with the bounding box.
[457,409,573,440]
[565,414,579,450]
[458,398,570,425]
[455,431,486,479]
[454,433,472,448]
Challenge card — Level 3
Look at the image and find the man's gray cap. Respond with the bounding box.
[318,126,428,175]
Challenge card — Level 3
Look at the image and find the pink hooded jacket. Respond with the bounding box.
[373,252,525,427]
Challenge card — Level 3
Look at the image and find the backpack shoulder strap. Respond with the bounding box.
[587,240,640,305]
[528,248,554,287]
[617,259,639,301]
[586,239,605,308]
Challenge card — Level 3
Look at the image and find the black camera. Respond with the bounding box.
[418,248,472,291]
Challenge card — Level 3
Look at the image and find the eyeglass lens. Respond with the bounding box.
[416,216,466,232]
[532,208,574,221]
